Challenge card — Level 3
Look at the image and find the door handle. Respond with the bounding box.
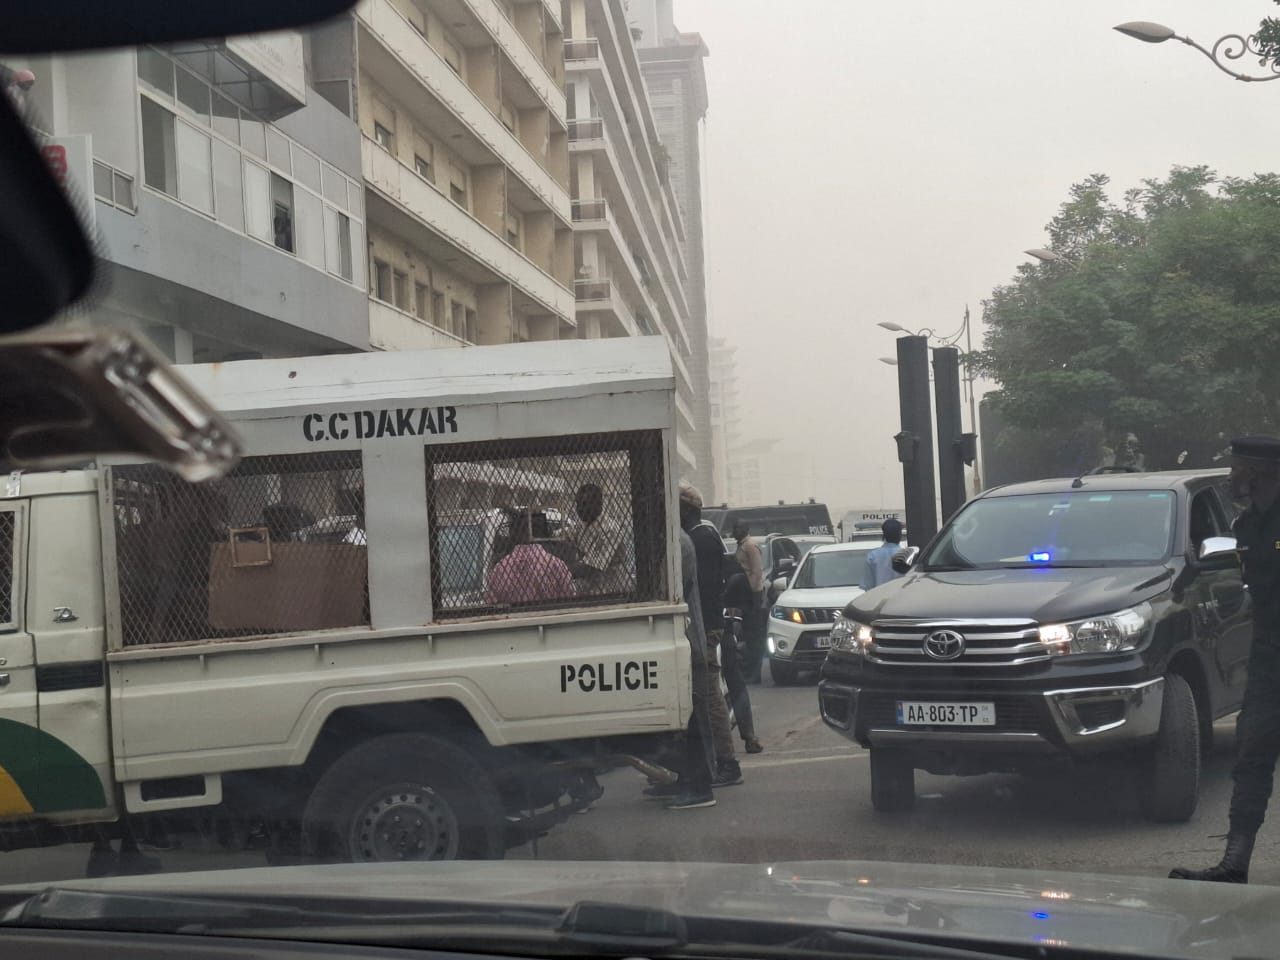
[0,674,10,688]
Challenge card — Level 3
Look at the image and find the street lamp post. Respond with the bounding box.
[1114,20,1280,82]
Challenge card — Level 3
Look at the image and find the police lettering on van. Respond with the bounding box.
[302,406,458,442]
[560,660,659,693]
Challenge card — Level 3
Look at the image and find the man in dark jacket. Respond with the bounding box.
[1171,435,1280,883]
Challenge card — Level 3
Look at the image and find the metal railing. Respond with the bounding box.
[571,198,609,221]
[567,117,605,142]
[564,37,601,62]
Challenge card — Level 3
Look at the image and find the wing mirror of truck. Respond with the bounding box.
[891,547,920,575]
[1199,536,1239,568]
[775,556,797,578]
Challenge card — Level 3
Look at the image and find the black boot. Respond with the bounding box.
[1169,833,1255,883]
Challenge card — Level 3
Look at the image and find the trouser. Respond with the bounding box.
[704,630,736,764]
[683,639,715,793]
[743,594,767,680]
[718,622,756,740]
[1230,638,1280,835]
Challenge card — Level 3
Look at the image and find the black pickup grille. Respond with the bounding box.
[869,620,1047,667]
[800,608,842,624]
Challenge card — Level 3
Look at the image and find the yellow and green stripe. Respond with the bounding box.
[0,718,107,815]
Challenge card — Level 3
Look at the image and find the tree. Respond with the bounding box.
[1257,1,1280,62]
[978,166,1280,474]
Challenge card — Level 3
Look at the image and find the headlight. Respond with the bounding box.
[1038,602,1151,656]
[771,606,804,624]
[830,613,873,655]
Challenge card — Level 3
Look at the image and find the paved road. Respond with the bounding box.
[2,670,1278,886]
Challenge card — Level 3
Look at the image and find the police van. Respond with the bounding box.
[702,500,834,539]
[0,337,692,863]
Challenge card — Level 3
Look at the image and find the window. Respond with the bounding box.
[450,182,467,206]
[432,290,445,327]
[270,173,294,252]
[322,163,348,208]
[93,160,113,200]
[324,207,354,282]
[137,47,174,99]
[244,161,272,243]
[465,308,478,342]
[392,269,409,310]
[113,172,135,210]
[212,140,244,232]
[295,188,324,269]
[176,119,213,214]
[141,96,176,195]
[499,101,517,135]
[506,205,522,250]
[266,127,291,173]
[240,114,266,159]
[451,300,466,337]
[211,92,239,143]
[374,122,394,152]
[439,34,463,75]
[292,146,321,193]
[414,153,433,181]
[175,67,210,122]
[373,259,392,302]
[415,281,429,322]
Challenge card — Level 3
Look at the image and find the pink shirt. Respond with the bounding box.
[486,544,575,605]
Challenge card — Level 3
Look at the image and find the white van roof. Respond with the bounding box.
[177,336,674,418]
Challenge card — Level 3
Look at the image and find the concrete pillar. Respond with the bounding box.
[471,165,506,235]
[476,283,512,344]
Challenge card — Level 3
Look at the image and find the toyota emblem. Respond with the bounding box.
[923,629,965,661]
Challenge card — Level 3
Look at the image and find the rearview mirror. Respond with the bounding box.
[891,547,920,575]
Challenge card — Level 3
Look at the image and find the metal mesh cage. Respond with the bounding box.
[426,430,666,618]
[113,451,368,647]
[0,511,13,627]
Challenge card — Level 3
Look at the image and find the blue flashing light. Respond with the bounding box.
[1029,552,1052,563]
[1032,912,1050,920]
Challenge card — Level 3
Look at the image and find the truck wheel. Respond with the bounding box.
[870,748,915,812]
[1138,673,1200,824]
[770,658,798,686]
[302,732,505,862]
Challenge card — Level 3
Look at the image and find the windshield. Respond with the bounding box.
[792,551,863,589]
[3,1,1278,957]
[923,490,1176,569]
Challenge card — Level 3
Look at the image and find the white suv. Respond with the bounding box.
[767,542,873,685]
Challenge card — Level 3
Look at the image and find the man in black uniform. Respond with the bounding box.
[1171,435,1280,883]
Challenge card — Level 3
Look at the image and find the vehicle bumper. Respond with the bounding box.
[768,618,832,667]
[818,677,1164,757]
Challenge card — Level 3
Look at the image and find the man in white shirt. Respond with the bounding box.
[567,482,629,595]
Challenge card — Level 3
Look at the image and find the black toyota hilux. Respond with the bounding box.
[819,469,1250,823]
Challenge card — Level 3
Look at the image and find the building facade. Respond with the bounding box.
[631,0,713,499]
[561,0,700,481]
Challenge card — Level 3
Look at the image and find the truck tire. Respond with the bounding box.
[1138,673,1200,824]
[870,748,915,812]
[302,732,505,862]
[770,658,798,686]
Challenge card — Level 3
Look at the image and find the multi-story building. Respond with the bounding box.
[707,336,739,503]
[9,35,371,362]
[339,0,576,350]
[561,0,700,481]
[630,0,713,499]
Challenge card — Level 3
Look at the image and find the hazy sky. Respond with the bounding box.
[669,0,1276,516]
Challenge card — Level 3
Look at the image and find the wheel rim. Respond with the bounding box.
[348,782,461,861]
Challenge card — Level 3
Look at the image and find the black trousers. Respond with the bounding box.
[718,621,756,739]
[682,639,715,793]
[1230,639,1280,835]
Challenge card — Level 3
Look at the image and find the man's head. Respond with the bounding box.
[505,508,533,546]
[1229,436,1280,508]
[882,518,904,545]
[678,482,702,532]
[732,518,750,543]
[575,483,603,524]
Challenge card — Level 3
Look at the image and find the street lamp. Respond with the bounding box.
[1025,248,1063,263]
[1114,19,1280,82]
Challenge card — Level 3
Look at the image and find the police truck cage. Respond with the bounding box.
[104,337,681,646]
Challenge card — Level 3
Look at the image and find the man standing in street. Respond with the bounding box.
[861,518,906,591]
[732,519,766,684]
[681,484,753,785]
[1171,436,1280,883]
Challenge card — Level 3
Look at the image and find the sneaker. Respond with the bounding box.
[643,781,681,800]
[713,764,744,787]
[744,736,764,755]
[665,790,716,809]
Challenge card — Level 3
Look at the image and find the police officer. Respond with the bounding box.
[1171,436,1280,883]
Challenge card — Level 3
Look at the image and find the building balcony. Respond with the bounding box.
[568,117,605,143]
[356,0,570,221]
[564,37,602,63]
[462,0,566,123]
[368,297,470,351]
[364,135,573,322]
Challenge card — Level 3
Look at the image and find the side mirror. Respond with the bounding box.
[776,556,797,577]
[1198,537,1239,568]
[891,547,920,575]
[771,576,789,596]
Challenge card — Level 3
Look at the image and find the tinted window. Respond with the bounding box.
[923,490,1175,569]
[792,551,863,589]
